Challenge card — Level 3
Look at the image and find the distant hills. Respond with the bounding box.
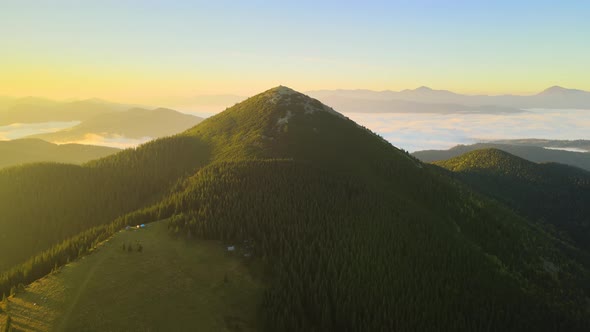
[1,87,589,330]
[0,96,204,148]
[0,98,134,126]
[0,139,120,169]
[413,143,590,171]
[434,148,590,252]
[307,86,590,113]
[28,107,203,144]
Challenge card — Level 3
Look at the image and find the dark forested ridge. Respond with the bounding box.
[0,136,211,270]
[434,148,590,252]
[0,138,120,169]
[1,87,589,331]
[413,143,590,171]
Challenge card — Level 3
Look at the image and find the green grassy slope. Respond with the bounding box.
[0,139,120,169]
[0,220,263,332]
[434,148,590,252]
[1,87,589,330]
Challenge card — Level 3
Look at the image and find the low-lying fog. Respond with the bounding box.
[343,109,590,152]
[2,109,589,152]
[0,121,80,140]
[0,122,150,148]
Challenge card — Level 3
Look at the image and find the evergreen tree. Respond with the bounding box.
[3,315,11,332]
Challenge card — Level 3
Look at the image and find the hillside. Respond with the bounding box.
[0,136,211,270]
[434,149,590,251]
[0,220,262,331]
[413,143,590,171]
[0,139,120,169]
[29,108,203,144]
[0,87,589,331]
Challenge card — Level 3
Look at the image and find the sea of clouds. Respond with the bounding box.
[0,121,80,140]
[0,122,150,149]
[343,109,590,152]
[1,109,589,152]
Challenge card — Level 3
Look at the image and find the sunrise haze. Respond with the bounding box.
[1,0,589,104]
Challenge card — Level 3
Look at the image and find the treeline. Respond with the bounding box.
[0,135,210,271]
[124,159,590,331]
[0,216,126,297]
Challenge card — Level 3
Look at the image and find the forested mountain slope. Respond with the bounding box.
[0,136,210,270]
[0,87,589,331]
[413,143,590,171]
[434,148,590,252]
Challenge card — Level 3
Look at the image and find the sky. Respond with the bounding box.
[1,0,589,103]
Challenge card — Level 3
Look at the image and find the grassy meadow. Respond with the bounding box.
[0,220,263,332]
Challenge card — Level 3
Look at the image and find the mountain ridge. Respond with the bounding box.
[0,138,120,169]
[28,107,203,145]
[413,143,590,171]
[307,85,590,111]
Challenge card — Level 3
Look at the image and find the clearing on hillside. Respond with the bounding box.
[0,220,263,332]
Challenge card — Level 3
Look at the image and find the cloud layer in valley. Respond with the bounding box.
[53,133,153,149]
[344,109,590,152]
[0,121,79,140]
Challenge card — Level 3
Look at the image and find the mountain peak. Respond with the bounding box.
[538,86,585,96]
[269,85,298,95]
[415,86,433,92]
[256,86,344,119]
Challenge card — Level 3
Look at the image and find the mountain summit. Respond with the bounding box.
[537,85,586,96]
[182,86,402,168]
[257,85,344,118]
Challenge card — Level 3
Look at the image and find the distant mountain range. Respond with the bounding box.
[413,143,590,171]
[0,97,204,149]
[28,107,203,144]
[0,139,120,169]
[307,86,590,113]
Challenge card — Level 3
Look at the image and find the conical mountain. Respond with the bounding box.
[124,88,590,330]
[1,87,589,331]
[182,86,412,173]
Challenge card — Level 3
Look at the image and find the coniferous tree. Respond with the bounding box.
[3,315,11,332]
